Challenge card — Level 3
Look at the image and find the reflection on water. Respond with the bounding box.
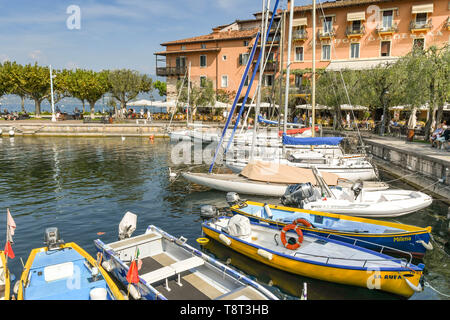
[0,136,448,300]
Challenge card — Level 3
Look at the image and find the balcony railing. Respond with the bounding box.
[409,19,432,31]
[156,66,187,77]
[376,23,398,34]
[345,24,365,37]
[264,62,277,72]
[293,29,308,41]
[317,27,335,39]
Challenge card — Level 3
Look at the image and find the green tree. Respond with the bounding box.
[356,63,404,135]
[3,62,51,117]
[108,69,153,116]
[82,70,110,118]
[153,80,167,97]
[178,79,215,121]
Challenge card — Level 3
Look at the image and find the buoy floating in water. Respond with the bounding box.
[149,134,154,142]
[8,128,15,136]
[196,237,209,245]
[121,136,125,141]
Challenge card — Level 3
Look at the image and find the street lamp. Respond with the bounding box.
[50,65,56,122]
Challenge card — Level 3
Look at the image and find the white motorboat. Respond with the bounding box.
[280,173,433,217]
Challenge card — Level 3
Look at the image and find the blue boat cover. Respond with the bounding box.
[282,134,344,146]
[258,115,300,126]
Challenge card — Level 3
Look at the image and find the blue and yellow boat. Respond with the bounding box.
[16,228,124,300]
[0,251,11,300]
[202,215,425,298]
[229,200,433,258]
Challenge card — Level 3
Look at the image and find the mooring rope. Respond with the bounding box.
[423,280,450,298]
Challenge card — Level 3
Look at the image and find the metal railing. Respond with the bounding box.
[293,29,308,40]
[317,27,335,38]
[156,66,187,77]
[376,23,398,33]
[345,24,365,36]
[409,19,432,30]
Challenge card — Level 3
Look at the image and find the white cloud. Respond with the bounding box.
[28,50,42,60]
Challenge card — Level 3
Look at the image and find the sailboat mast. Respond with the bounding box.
[311,0,316,138]
[251,0,269,160]
[282,0,294,156]
[187,61,191,126]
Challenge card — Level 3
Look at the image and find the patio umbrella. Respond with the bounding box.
[407,108,417,129]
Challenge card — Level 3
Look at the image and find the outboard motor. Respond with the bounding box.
[44,227,64,250]
[226,192,241,206]
[351,181,363,200]
[200,205,219,219]
[118,211,137,240]
[281,183,320,208]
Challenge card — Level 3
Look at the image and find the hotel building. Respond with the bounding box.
[155,0,450,105]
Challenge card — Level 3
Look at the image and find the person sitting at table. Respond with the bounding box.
[435,126,449,150]
[430,123,444,148]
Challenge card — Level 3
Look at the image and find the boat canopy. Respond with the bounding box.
[240,160,339,185]
[282,134,344,146]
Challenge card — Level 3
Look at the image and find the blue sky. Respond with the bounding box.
[0,0,311,76]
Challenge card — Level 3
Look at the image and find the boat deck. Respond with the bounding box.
[213,219,408,270]
[115,232,271,300]
[24,248,112,300]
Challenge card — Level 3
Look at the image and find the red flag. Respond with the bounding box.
[4,241,14,259]
[126,260,139,284]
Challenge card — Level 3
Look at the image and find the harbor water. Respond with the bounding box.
[0,136,448,300]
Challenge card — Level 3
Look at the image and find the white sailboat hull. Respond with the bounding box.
[182,172,288,197]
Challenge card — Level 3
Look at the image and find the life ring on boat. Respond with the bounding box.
[280,223,304,250]
[292,218,313,228]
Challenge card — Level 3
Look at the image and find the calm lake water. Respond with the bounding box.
[0,136,448,300]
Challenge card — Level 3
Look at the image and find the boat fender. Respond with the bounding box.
[257,249,273,261]
[404,278,423,293]
[128,284,142,300]
[90,287,108,300]
[13,280,21,295]
[416,240,433,251]
[263,204,273,219]
[219,233,232,246]
[101,260,114,272]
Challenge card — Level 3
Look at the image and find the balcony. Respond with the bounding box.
[293,29,308,41]
[317,27,335,40]
[376,23,398,36]
[345,25,365,38]
[264,62,277,72]
[156,66,187,77]
[410,19,432,33]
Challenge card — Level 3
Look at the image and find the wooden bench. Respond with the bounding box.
[140,256,205,291]
[169,256,204,286]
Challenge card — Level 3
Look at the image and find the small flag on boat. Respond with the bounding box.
[135,248,142,271]
[6,208,16,243]
[4,241,14,259]
[126,260,139,284]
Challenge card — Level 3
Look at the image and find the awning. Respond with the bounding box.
[347,11,365,21]
[411,4,433,14]
[326,57,399,71]
[240,160,339,186]
[292,17,307,26]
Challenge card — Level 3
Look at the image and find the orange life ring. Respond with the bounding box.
[292,218,312,228]
[280,223,303,250]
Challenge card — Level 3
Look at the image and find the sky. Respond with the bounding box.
[0,0,311,75]
[0,0,310,108]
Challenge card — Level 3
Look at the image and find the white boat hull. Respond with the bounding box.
[303,190,433,217]
[182,172,288,197]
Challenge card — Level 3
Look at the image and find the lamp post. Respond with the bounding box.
[50,65,56,122]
